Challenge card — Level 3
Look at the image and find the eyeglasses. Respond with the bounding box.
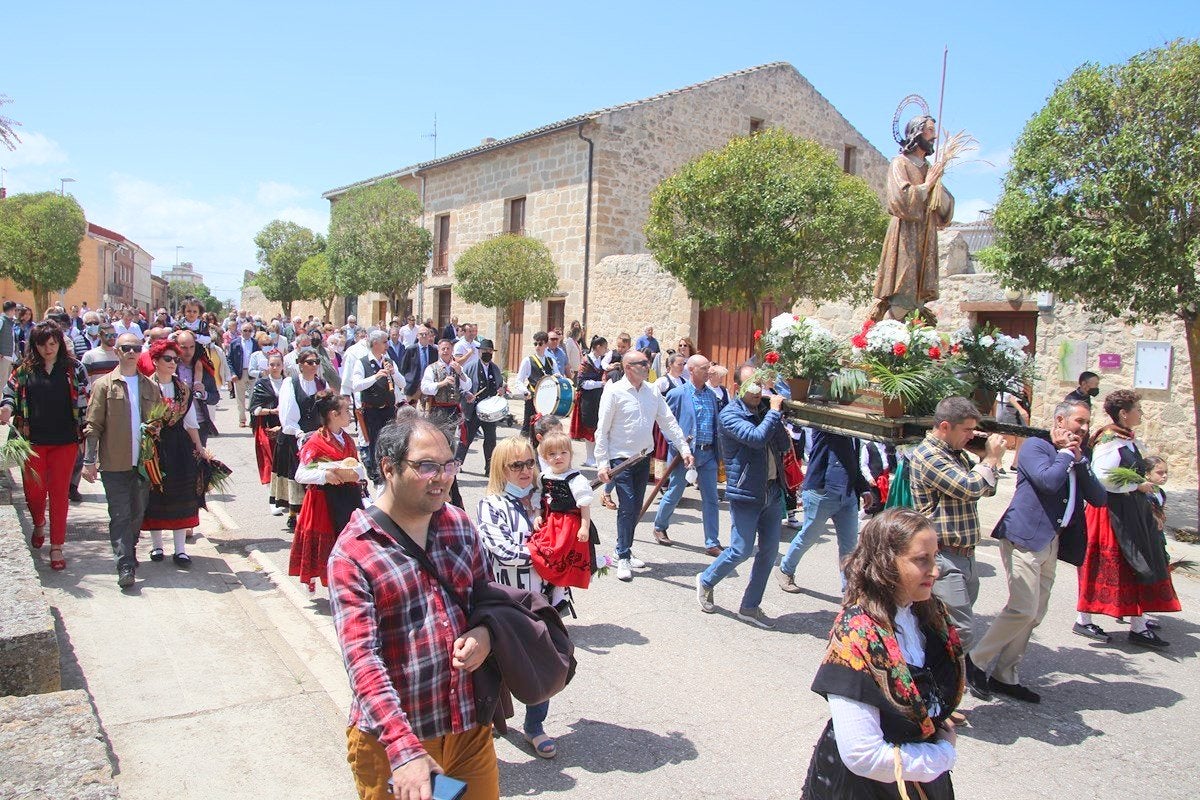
[117,344,140,354]
[507,459,537,472]
[157,355,178,363]
[403,459,461,479]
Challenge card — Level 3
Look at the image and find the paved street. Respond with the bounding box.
[31,397,1200,799]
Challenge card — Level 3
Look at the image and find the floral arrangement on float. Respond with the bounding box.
[759,313,843,400]
[948,324,1035,414]
[848,316,967,417]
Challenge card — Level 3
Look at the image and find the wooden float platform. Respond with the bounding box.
[781,400,1051,445]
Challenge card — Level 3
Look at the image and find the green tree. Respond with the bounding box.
[297,251,337,322]
[0,191,86,318]
[328,181,431,317]
[253,220,324,318]
[454,234,559,369]
[646,128,887,326]
[979,39,1200,492]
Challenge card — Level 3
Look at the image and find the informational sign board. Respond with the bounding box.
[1133,341,1172,391]
[1098,353,1122,369]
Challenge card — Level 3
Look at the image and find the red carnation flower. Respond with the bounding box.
[892,342,908,356]
[851,334,868,349]
[928,346,941,359]
[950,343,962,355]
[753,329,763,341]
[793,314,800,321]
[764,351,780,365]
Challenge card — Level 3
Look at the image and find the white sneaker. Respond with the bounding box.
[782,514,802,530]
[582,457,597,468]
[696,573,715,613]
[269,503,284,516]
[616,558,633,582]
[628,556,646,569]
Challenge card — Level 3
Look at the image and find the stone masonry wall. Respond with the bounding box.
[589,63,890,261]
[585,254,696,352]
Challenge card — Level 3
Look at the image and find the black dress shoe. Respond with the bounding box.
[965,656,993,700]
[1072,622,1111,642]
[988,677,1041,703]
[149,548,164,562]
[1128,629,1169,649]
[173,553,192,567]
[68,487,84,503]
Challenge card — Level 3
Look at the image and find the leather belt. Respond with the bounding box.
[939,544,976,557]
[694,443,715,451]
[430,402,460,408]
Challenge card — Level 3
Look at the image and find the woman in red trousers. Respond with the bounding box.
[289,392,365,592]
[0,321,90,570]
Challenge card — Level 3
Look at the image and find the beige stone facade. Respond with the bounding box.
[325,63,889,363]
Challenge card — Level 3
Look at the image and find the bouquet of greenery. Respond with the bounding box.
[198,457,234,496]
[0,428,38,484]
[949,324,1034,395]
[761,313,843,381]
[850,316,951,406]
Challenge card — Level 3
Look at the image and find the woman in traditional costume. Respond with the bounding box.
[570,335,607,467]
[1075,390,1179,647]
[141,339,213,566]
[289,391,365,592]
[249,350,285,516]
[273,350,326,529]
[803,508,963,800]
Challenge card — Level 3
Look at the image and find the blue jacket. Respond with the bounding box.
[719,397,790,504]
[664,382,720,462]
[228,337,258,379]
[804,429,871,497]
[992,436,1107,553]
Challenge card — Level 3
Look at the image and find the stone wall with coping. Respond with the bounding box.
[0,503,60,697]
[584,254,697,355]
[0,690,121,798]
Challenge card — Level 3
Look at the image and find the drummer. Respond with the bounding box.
[517,330,559,439]
[463,338,508,475]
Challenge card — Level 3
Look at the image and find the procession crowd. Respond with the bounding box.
[0,298,1185,800]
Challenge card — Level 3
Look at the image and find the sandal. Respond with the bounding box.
[600,493,617,511]
[523,732,557,759]
[49,547,66,571]
[31,525,46,550]
[149,548,165,562]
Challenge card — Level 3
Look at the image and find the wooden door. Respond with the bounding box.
[696,301,781,372]
[436,289,452,333]
[507,301,525,372]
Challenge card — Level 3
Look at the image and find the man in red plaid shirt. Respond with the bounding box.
[329,413,498,800]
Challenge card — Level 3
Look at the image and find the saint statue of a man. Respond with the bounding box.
[870,115,954,321]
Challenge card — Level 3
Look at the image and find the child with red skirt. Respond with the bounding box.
[290,392,366,592]
[528,431,599,596]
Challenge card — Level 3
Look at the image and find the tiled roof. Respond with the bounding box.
[87,222,125,243]
[323,62,792,199]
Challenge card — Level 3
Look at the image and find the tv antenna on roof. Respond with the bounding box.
[422,113,438,158]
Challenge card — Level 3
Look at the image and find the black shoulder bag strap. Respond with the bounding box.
[366,505,469,615]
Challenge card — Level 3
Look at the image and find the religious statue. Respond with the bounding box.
[870,111,955,322]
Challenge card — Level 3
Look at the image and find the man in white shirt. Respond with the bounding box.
[595,351,692,581]
[113,308,144,340]
[348,330,406,484]
[452,323,481,374]
[398,315,419,348]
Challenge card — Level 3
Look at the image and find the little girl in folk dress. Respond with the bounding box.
[528,432,601,606]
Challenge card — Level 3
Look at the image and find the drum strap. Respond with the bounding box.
[527,354,551,392]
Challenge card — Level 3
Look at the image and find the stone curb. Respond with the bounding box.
[0,499,60,697]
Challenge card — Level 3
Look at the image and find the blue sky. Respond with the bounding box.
[4,1,1196,300]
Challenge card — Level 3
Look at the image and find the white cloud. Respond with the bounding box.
[4,131,68,167]
[97,174,328,299]
[953,197,993,223]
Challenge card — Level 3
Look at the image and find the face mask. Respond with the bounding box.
[86,324,100,336]
[481,352,493,363]
[1087,387,1100,397]
[269,333,278,341]
[505,481,533,498]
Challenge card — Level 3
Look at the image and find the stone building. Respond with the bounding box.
[0,222,152,313]
[162,261,204,285]
[323,62,888,369]
[801,222,1199,490]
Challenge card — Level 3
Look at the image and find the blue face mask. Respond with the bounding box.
[86,324,100,337]
[505,481,533,498]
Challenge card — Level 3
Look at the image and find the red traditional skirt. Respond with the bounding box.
[569,401,595,442]
[1077,504,1181,617]
[652,423,669,461]
[253,421,275,485]
[528,510,592,590]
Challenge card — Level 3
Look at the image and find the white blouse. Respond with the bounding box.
[826,605,956,783]
[293,430,368,486]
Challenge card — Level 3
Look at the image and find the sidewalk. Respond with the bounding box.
[24,477,355,800]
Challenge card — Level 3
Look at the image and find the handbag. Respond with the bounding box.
[782,447,804,493]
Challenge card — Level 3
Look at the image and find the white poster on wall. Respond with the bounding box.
[1133,341,1172,390]
[1058,340,1088,382]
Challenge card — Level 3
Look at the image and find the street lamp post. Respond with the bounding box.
[59,177,76,196]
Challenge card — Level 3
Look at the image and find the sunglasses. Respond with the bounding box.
[300,359,319,366]
[117,344,140,354]
[157,355,178,363]
[627,359,650,368]
[507,459,537,472]
[403,459,461,480]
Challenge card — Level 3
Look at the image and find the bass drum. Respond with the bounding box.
[534,375,574,418]
[476,395,509,423]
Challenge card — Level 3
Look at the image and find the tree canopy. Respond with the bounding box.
[167,279,223,318]
[980,39,1200,488]
[253,220,324,318]
[0,191,86,318]
[454,234,559,368]
[297,251,337,321]
[328,181,431,315]
[645,128,887,322]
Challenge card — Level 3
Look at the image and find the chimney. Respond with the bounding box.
[481,137,497,145]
